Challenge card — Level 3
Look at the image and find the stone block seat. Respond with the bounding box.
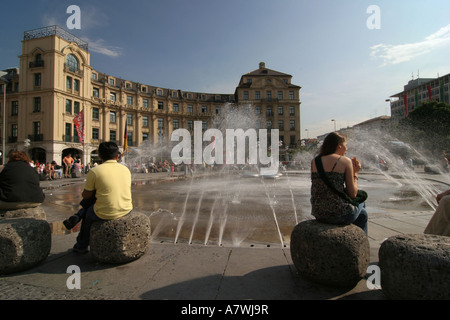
[89,212,151,264]
[0,207,51,274]
[290,219,370,287]
[379,234,450,299]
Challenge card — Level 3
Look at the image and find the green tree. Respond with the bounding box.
[394,101,450,155]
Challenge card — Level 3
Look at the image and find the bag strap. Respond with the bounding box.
[314,156,356,205]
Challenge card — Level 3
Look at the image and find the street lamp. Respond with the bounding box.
[1,76,9,166]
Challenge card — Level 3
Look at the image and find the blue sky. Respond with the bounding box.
[1,0,450,138]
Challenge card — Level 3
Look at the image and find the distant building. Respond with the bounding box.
[0,26,301,165]
[389,73,450,121]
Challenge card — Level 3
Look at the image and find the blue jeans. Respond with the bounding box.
[317,203,368,235]
[74,205,104,250]
[341,203,368,235]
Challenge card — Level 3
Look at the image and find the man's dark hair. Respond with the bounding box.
[98,142,119,161]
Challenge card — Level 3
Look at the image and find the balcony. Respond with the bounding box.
[63,135,81,143]
[64,63,84,77]
[28,134,44,142]
[29,60,44,68]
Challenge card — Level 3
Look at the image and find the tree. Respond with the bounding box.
[394,101,450,155]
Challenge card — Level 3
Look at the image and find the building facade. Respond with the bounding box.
[0,26,301,165]
[389,74,450,121]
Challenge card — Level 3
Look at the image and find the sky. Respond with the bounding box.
[1,0,450,139]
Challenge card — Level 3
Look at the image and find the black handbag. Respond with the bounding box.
[314,157,368,207]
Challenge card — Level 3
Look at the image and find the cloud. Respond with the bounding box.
[370,24,450,66]
[82,38,123,58]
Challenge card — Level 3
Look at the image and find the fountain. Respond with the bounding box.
[43,105,450,247]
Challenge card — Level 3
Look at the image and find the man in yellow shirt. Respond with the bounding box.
[69,142,133,253]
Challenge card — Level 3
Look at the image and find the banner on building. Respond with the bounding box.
[403,94,408,117]
[73,111,84,146]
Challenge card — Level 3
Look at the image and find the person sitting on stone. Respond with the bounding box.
[310,132,368,234]
[424,189,450,237]
[0,150,45,210]
[67,142,133,253]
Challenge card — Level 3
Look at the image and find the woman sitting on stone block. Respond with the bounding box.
[0,150,45,210]
[310,132,368,234]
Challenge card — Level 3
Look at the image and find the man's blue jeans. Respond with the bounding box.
[74,205,104,250]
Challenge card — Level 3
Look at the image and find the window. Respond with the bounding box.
[187,105,193,113]
[143,99,148,108]
[157,89,163,96]
[278,120,284,131]
[278,91,283,100]
[143,116,149,127]
[266,91,272,101]
[289,91,294,100]
[278,106,283,115]
[92,128,99,140]
[66,99,72,114]
[173,119,179,129]
[188,120,193,130]
[66,54,79,72]
[244,91,249,100]
[33,97,41,112]
[92,107,99,120]
[110,130,116,142]
[11,124,18,138]
[74,79,80,92]
[266,107,273,117]
[110,111,116,123]
[173,103,179,112]
[158,118,164,129]
[34,73,41,87]
[255,106,261,114]
[290,120,295,131]
[109,78,115,86]
[65,123,71,141]
[158,101,164,110]
[142,133,149,141]
[255,91,260,100]
[11,101,19,116]
[127,96,133,105]
[74,101,80,115]
[202,106,207,113]
[267,120,272,129]
[92,73,97,81]
[289,106,295,116]
[110,92,116,101]
[127,114,133,125]
[66,76,72,89]
[33,121,41,135]
[216,107,221,115]
[202,121,207,130]
[93,87,99,98]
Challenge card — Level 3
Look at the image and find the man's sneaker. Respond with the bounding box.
[63,215,80,230]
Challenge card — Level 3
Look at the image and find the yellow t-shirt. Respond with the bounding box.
[84,160,133,220]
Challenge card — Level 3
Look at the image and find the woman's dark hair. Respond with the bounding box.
[316,132,347,157]
[8,150,31,163]
[98,142,119,161]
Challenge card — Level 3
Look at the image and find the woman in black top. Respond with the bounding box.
[0,151,45,209]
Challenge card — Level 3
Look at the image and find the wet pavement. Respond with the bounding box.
[0,169,448,305]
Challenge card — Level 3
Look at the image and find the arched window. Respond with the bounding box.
[66,54,79,72]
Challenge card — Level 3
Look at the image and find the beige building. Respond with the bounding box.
[0,26,301,165]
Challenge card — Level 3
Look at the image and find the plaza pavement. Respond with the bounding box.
[0,170,446,303]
